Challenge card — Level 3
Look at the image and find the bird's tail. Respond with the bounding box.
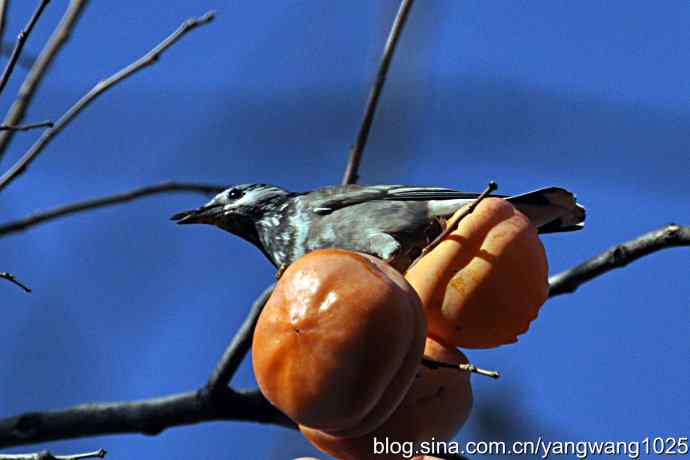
[506,187,586,233]
[426,187,585,234]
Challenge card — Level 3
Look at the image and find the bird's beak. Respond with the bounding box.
[170,203,224,225]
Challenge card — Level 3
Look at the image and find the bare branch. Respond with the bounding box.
[207,284,275,394]
[0,449,106,460]
[0,387,293,448]
[341,0,416,185]
[549,224,690,297]
[0,271,30,292]
[0,181,224,237]
[0,10,215,191]
[0,41,39,70]
[0,1,9,48]
[0,120,53,131]
[0,0,88,164]
[0,0,51,97]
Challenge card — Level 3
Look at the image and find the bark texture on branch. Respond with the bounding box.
[0,388,292,448]
[548,224,690,297]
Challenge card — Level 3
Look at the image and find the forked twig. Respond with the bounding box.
[0,10,215,190]
[342,0,416,185]
[0,0,88,163]
[0,120,53,131]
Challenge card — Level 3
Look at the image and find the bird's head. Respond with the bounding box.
[171,183,289,242]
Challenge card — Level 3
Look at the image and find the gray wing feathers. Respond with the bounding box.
[383,186,484,201]
[309,185,481,212]
[308,184,585,234]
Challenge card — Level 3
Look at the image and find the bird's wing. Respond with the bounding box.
[308,185,492,214]
[381,186,491,201]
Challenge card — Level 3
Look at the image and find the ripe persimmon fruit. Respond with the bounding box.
[253,249,427,437]
[406,198,549,348]
[301,337,473,460]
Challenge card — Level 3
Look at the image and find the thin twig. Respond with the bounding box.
[0,271,30,292]
[341,0,416,185]
[0,387,293,448]
[0,0,51,97]
[423,181,496,253]
[0,120,53,131]
[0,181,224,237]
[0,1,9,49]
[0,0,88,164]
[548,224,690,297]
[407,181,497,272]
[1,41,37,69]
[0,449,106,460]
[0,10,215,191]
[207,284,275,394]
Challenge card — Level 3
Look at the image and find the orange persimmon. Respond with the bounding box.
[253,249,426,437]
[301,337,473,460]
[405,198,548,348]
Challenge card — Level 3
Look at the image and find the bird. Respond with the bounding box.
[171,183,585,272]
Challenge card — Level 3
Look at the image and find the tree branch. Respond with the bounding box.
[0,10,215,191]
[0,271,30,292]
[0,1,9,50]
[0,181,224,237]
[0,41,39,71]
[0,387,292,448]
[0,0,88,164]
[0,449,106,460]
[207,284,275,394]
[0,0,51,97]
[2,225,689,449]
[0,120,53,131]
[341,0,416,185]
[548,224,690,297]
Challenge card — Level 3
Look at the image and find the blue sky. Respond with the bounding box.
[1,1,688,459]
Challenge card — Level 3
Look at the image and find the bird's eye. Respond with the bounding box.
[227,189,244,200]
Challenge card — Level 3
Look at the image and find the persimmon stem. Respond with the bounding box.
[421,357,500,379]
[457,363,500,379]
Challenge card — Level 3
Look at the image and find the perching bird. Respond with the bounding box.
[172,183,585,272]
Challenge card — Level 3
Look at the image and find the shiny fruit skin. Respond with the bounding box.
[253,249,427,437]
